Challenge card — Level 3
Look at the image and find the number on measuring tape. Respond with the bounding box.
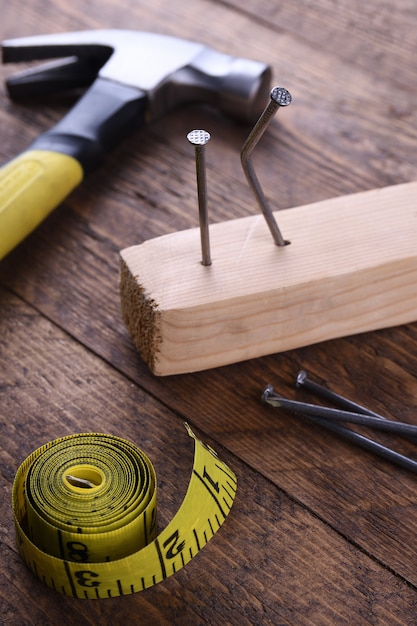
[74,570,101,588]
[163,530,186,559]
[67,542,89,563]
[12,424,237,599]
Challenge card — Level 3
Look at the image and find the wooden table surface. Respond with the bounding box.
[2,1,417,624]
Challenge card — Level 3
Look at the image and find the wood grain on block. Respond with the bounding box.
[120,182,417,375]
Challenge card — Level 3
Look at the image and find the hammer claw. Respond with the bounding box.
[2,30,115,63]
[5,57,103,98]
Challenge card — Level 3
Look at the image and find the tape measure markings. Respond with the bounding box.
[13,423,237,599]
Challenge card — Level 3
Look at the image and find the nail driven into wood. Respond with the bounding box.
[187,129,212,266]
[120,169,417,375]
[241,86,292,246]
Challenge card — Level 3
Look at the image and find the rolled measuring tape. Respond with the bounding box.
[12,423,237,599]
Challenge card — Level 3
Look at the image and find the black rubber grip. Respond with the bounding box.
[30,77,148,173]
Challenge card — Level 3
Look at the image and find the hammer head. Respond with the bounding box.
[2,30,272,123]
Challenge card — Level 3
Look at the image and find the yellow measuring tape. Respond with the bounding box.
[12,424,237,599]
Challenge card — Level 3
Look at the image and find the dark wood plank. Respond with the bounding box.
[230,1,417,88]
[1,288,416,624]
[2,0,417,622]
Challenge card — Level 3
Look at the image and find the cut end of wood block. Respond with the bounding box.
[119,256,161,373]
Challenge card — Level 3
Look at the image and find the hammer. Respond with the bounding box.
[0,30,271,259]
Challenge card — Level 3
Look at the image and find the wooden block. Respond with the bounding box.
[120,181,417,376]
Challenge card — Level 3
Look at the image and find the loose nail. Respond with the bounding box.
[262,385,417,474]
[296,370,386,420]
[263,386,417,440]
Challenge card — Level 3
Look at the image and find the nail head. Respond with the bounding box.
[187,129,211,146]
[271,87,292,107]
[295,370,308,387]
[262,384,274,402]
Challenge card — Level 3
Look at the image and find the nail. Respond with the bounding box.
[241,87,292,246]
[262,386,417,475]
[300,414,417,475]
[262,386,417,440]
[187,129,212,266]
[296,370,385,420]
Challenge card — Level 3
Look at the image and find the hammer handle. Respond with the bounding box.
[0,150,83,259]
[0,78,147,258]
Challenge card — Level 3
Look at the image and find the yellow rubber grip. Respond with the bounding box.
[0,149,83,260]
